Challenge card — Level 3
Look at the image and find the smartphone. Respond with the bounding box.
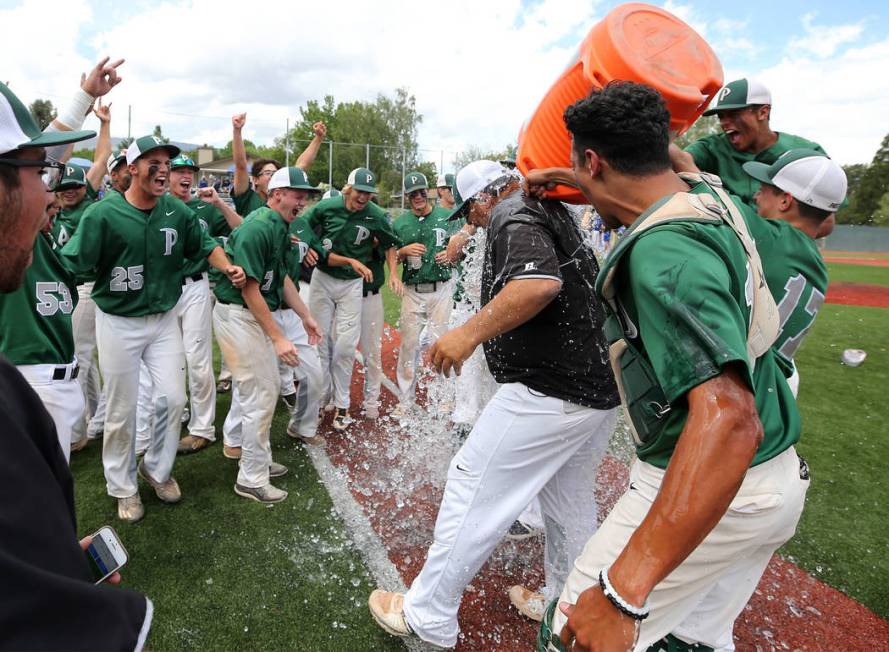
[84,526,129,584]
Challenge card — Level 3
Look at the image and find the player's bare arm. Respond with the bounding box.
[231,113,249,196]
[282,275,322,346]
[398,242,426,261]
[205,246,246,288]
[524,166,577,199]
[668,143,700,174]
[430,277,561,377]
[86,99,113,192]
[241,278,298,367]
[385,247,403,296]
[196,186,243,230]
[445,224,475,263]
[295,121,327,171]
[326,251,373,283]
[559,365,762,651]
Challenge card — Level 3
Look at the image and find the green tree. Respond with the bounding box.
[674,115,720,149]
[871,189,889,227]
[841,133,889,225]
[29,98,56,130]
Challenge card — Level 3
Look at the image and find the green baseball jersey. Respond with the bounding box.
[685,132,825,207]
[51,185,99,248]
[0,233,78,365]
[181,197,233,279]
[597,183,800,469]
[741,207,829,368]
[231,187,265,217]
[364,246,387,293]
[59,192,219,317]
[215,206,289,311]
[392,206,455,285]
[303,196,399,281]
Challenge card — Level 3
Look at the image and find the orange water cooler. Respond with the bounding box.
[516,2,723,203]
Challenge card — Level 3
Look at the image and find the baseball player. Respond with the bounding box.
[532,81,809,652]
[357,226,389,419]
[0,191,82,461]
[230,112,326,217]
[673,78,825,207]
[435,173,456,210]
[302,167,401,431]
[60,134,245,523]
[392,172,456,411]
[368,160,620,649]
[106,150,131,193]
[742,149,846,396]
[213,166,322,503]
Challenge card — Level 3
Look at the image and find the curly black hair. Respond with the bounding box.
[563,81,671,176]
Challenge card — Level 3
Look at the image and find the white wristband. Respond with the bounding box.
[53,88,95,131]
[599,566,650,620]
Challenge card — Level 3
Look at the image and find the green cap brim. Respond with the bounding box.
[404,184,427,194]
[352,183,376,193]
[742,161,773,185]
[25,128,96,149]
[140,144,181,161]
[702,102,754,117]
[448,198,471,221]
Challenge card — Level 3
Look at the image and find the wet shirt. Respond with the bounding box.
[392,206,455,285]
[685,132,825,207]
[51,185,99,248]
[231,187,265,217]
[302,196,399,281]
[480,192,619,410]
[741,204,829,369]
[59,192,219,317]
[0,233,78,365]
[181,197,233,279]
[598,183,801,469]
[215,206,289,311]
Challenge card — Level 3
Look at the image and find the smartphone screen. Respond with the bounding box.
[84,527,126,583]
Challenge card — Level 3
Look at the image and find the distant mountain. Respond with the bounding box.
[76,136,205,152]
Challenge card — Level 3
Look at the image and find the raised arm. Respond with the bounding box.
[232,113,249,196]
[295,121,327,170]
[86,99,112,192]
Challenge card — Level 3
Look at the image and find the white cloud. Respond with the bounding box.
[788,12,865,59]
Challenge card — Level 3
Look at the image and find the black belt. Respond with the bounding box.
[52,365,79,381]
[409,281,442,294]
[363,288,380,297]
[185,272,205,283]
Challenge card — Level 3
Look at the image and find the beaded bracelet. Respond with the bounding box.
[598,567,650,621]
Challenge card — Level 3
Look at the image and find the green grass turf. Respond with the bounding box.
[782,303,889,618]
[70,390,404,651]
[825,262,889,287]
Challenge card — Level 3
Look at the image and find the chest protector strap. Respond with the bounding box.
[598,175,779,445]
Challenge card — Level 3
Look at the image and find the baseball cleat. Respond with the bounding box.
[117,493,145,523]
[505,519,544,541]
[216,378,232,393]
[70,437,88,453]
[138,461,182,504]
[269,461,288,478]
[223,445,242,460]
[286,422,324,445]
[180,407,190,425]
[280,393,297,410]
[177,434,212,455]
[234,482,287,504]
[332,408,350,431]
[508,585,546,622]
[368,590,412,638]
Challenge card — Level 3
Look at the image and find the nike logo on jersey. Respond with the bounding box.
[456,463,470,473]
[166,210,175,216]
[196,204,207,209]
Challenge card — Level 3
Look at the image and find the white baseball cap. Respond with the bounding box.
[106,151,126,174]
[743,149,847,212]
[268,166,317,192]
[703,78,772,116]
[449,160,511,220]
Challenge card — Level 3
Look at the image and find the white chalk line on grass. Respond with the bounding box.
[303,441,435,652]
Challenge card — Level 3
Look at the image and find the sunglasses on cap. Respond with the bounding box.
[0,158,67,191]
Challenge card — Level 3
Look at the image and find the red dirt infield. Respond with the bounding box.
[314,325,889,650]
[826,283,889,308]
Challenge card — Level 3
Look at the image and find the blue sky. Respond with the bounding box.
[2,0,888,166]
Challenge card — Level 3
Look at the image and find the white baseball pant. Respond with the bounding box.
[359,291,385,411]
[396,282,453,403]
[95,307,187,498]
[213,302,277,488]
[402,382,617,648]
[308,269,362,410]
[17,360,84,463]
[87,389,107,437]
[273,308,297,399]
[70,282,99,444]
[277,308,323,438]
[548,446,809,651]
[177,274,216,440]
[449,301,499,426]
